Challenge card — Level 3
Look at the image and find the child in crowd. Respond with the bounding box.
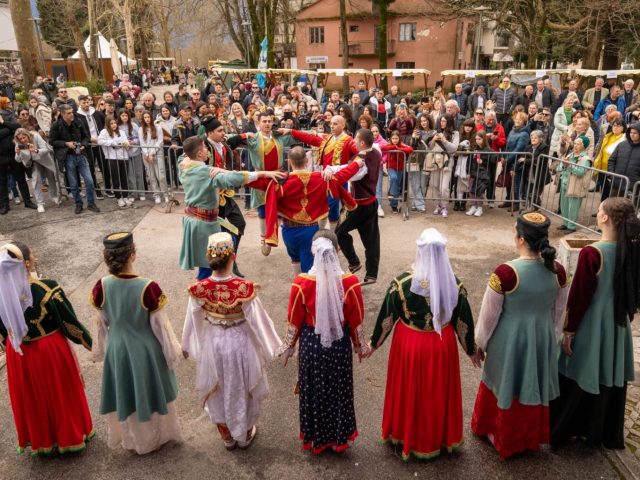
[466,131,492,217]
[380,130,413,214]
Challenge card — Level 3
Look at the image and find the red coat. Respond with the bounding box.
[380,143,413,171]
[477,123,506,152]
[291,130,358,167]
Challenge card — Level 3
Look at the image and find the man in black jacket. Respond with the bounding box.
[49,105,100,214]
[0,107,36,214]
[608,123,640,200]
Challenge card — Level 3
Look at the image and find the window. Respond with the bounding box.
[308,63,326,69]
[309,27,325,44]
[399,23,416,42]
[395,62,415,78]
[349,25,359,32]
[495,32,510,48]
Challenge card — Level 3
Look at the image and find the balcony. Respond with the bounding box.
[338,40,396,57]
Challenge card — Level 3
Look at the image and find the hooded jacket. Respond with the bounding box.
[608,123,640,191]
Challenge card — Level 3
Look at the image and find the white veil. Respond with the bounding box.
[308,237,345,348]
[410,229,459,335]
[0,247,32,354]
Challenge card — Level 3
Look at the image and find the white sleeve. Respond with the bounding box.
[181,296,206,360]
[349,163,368,181]
[91,310,110,362]
[552,283,570,341]
[474,286,504,351]
[242,297,282,362]
[150,309,182,370]
[247,172,258,182]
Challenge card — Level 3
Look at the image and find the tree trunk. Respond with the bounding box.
[339,0,349,93]
[378,1,389,92]
[9,0,41,85]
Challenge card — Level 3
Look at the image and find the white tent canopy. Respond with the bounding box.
[70,32,135,66]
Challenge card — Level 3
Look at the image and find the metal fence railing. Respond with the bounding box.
[633,181,640,218]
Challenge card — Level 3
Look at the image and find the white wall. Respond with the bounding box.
[0,6,18,51]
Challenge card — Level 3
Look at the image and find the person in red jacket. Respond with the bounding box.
[476,111,506,205]
[380,131,413,213]
[283,116,359,228]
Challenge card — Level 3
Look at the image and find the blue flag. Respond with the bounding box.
[256,37,268,89]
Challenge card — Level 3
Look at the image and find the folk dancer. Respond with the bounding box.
[247,146,361,275]
[471,213,569,459]
[367,229,480,460]
[202,116,248,277]
[91,232,183,454]
[182,232,281,450]
[0,241,94,456]
[178,136,286,280]
[277,230,370,453]
[234,112,297,255]
[288,116,359,229]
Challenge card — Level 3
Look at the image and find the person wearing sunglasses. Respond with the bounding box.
[53,86,78,112]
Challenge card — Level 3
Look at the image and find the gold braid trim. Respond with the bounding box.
[488,273,502,294]
[63,321,90,350]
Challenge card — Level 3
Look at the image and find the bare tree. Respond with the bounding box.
[108,0,136,60]
[9,0,40,85]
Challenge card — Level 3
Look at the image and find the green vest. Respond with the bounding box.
[558,242,635,393]
[99,275,178,422]
[482,259,560,409]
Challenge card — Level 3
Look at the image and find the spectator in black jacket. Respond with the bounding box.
[608,123,640,199]
[533,80,554,110]
[0,98,35,214]
[448,83,469,117]
[515,85,535,110]
[49,105,100,214]
[53,86,78,111]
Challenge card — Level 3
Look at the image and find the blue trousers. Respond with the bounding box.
[282,224,319,273]
[65,154,95,206]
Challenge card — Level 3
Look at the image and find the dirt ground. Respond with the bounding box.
[1,188,628,480]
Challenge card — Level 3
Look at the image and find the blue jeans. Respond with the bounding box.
[388,168,404,208]
[282,224,319,273]
[65,154,95,206]
[376,171,383,207]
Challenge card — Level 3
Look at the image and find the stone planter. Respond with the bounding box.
[558,237,599,278]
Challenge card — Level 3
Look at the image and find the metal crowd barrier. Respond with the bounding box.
[632,181,640,218]
[529,153,630,234]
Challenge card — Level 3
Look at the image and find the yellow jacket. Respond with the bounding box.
[594,132,624,171]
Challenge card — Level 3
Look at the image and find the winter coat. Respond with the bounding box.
[490,86,517,115]
[504,126,530,169]
[15,132,56,172]
[550,108,573,155]
[608,123,640,192]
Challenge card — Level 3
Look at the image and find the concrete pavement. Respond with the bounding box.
[0,194,624,479]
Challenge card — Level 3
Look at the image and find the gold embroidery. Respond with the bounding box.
[63,321,90,350]
[395,276,417,319]
[377,316,394,348]
[522,212,547,224]
[28,280,61,336]
[488,273,502,294]
[455,319,469,353]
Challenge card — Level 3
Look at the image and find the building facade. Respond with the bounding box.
[295,0,474,90]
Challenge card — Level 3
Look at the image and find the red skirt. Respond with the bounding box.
[471,381,550,459]
[6,330,94,455]
[381,322,463,460]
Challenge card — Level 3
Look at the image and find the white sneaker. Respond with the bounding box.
[52,196,60,205]
[14,197,21,204]
[127,197,135,203]
[154,197,161,204]
[377,205,385,218]
[125,198,134,206]
[80,190,86,197]
[37,204,45,213]
[118,198,126,207]
[140,196,146,201]
[466,206,477,216]
[474,207,484,217]
[164,195,170,203]
[433,206,441,215]
[441,208,448,218]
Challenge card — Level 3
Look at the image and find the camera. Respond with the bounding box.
[74,144,83,155]
[283,112,293,120]
[17,143,29,150]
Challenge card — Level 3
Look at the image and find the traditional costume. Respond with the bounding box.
[335,148,382,283]
[178,153,256,279]
[247,160,360,273]
[290,129,359,222]
[370,229,476,460]
[471,213,569,459]
[182,233,281,450]
[91,232,183,455]
[278,237,368,453]
[551,240,636,448]
[0,243,94,455]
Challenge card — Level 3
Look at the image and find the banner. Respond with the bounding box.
[256,37,268,89]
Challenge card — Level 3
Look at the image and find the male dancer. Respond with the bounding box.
[327,129,381,285]
[234,111,297,255]
[285,116,359,229]
[178,136,285,280]
[248,146,362,275]
[202,116,247,277]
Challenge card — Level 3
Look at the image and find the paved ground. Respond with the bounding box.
[1,188,634,479]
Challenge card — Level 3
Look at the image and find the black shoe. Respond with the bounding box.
[24,201,37,209]
[0,205,8,215]
[95,191,105,200]
[362,276,377,285]
[498,202,511,208]
[87,204,101,213]
[349,263,362,274]
[391,206,399,214]
[232,262,245,278]
[75,205,83,214]
[105,191,116,198]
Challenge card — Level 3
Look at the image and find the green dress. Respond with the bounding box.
[98,275,177,422]
[178,157,248,270]
[558,151,590,230]
[482,259,561,409]
[558,242,635,392]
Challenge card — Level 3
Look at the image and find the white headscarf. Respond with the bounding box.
[410,229,459,335]
[0,246,32,354]
[308,237,344,348]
